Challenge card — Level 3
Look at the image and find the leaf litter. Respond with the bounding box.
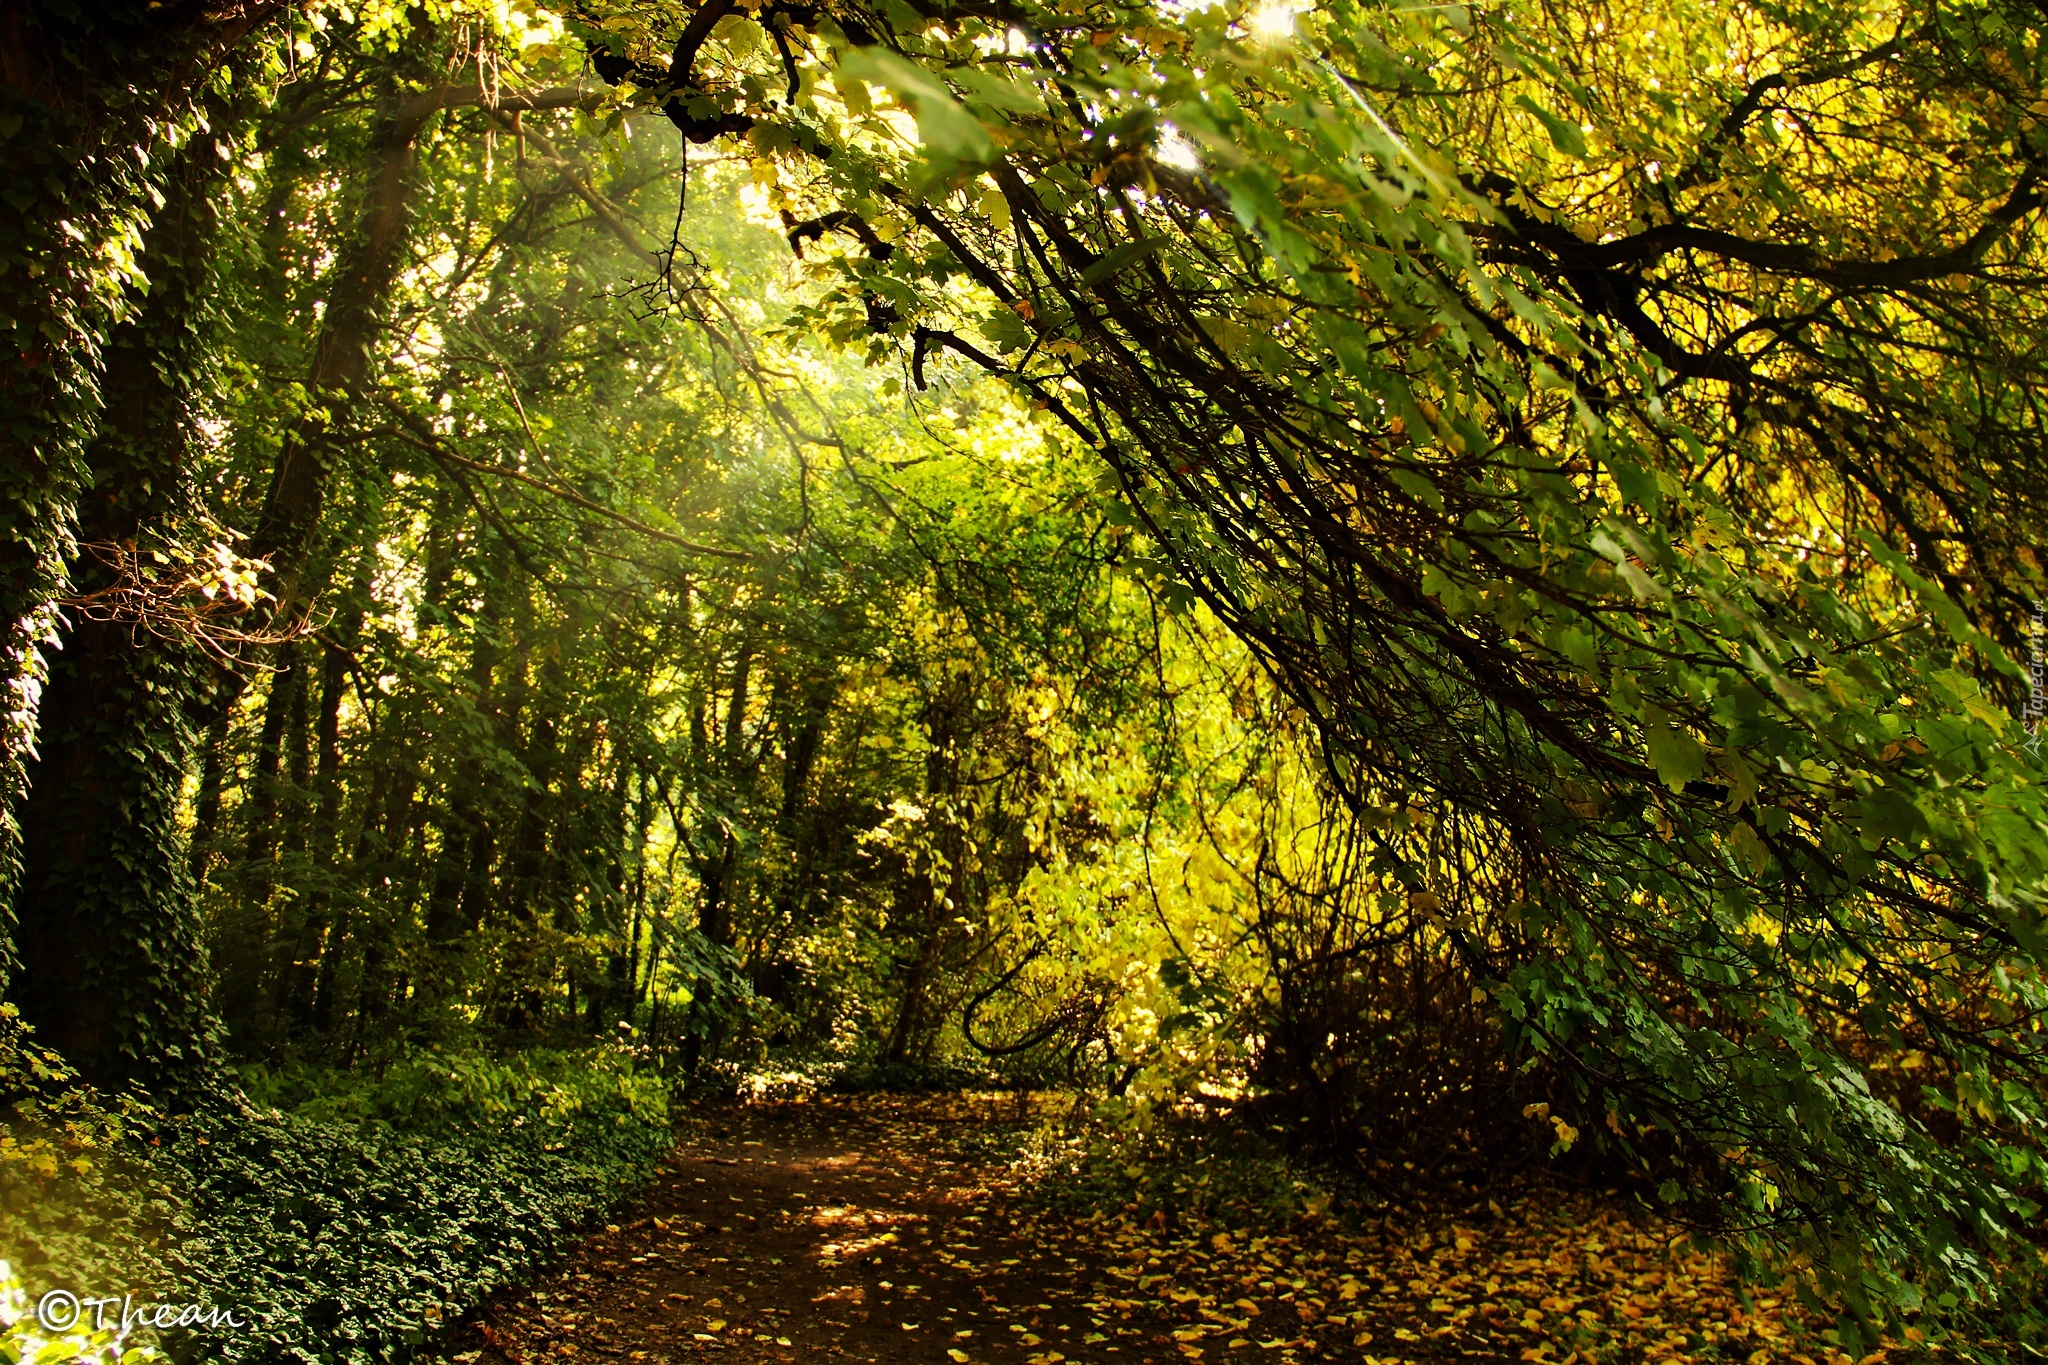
[440,1095,1897,1365]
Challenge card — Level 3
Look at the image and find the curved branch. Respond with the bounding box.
[668,0,741,93]
[784,209,895,260]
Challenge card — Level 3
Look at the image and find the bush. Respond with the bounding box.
[233,1047,669,1142]
[825,1057,999,1095]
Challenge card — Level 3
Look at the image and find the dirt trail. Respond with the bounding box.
[455,1095,1124,1365]
[449,1096,1838,1365]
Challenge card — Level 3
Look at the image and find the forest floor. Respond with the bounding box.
[442,1095,1867,1365]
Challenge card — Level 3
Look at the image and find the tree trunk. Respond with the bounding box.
[768,676,836,931]
[188,704,233,886]
[7,110,237,1087]
[0,3,275,946]
[247,58,443,604]
[425,571,502,964]
[285,616,356,1038]
[588,760,634,1033]
[694,645,753,950]
[243,647,301,890]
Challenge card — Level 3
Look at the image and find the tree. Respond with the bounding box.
[0,0,282,956]
[10,105,239,1087]
[5,6,605,1086]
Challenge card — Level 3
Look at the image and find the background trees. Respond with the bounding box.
[142,26,1149,1080]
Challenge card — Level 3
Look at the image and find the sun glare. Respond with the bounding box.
[1245,0,1308,44]
[1155,124,1203,172]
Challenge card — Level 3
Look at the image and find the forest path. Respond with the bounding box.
[455,1094,1131,1365]
[450,1095,1830,1365]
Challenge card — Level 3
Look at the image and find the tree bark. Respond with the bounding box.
[694,645,753,950]
[248,60,444,604]
[284,610,357,1038]
[188,703,233,886]
[243,647,302,887]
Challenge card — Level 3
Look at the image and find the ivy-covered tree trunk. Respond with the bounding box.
[0,0,274,972]
[10,116,232,1088]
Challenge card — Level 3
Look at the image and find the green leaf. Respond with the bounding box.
[835,50,995,162]
[1607,459,1659,511]
[1644,721,1705,791]
[1195,315,1251,354]
[950,66,1046,115]
[978,308,1033,354]
[1514,95,1588,158]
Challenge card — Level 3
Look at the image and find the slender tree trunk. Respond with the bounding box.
[244,647,301,892]
[694,645,753,950]
[883,881,938,1067]
[680,647,755,1076]
[589,760,634,1033]
[624,773,652,1021]
[285,615,355,1037]
[769,676,835,929]
[425,572,501,968]
[189,704,233,886]
[259,647,318,1040]
[314,759,393,1042]
[883,689,969,1067]
[344,758,406,1059]
[496,654,553,1035]
[285,661,315,840]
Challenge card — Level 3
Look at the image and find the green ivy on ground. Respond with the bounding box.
[163,1097,670,1365]
[3,1015,675,1365]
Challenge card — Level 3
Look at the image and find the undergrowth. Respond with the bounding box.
[1014,1105,1368,1235]
[1,1012,675,1364]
